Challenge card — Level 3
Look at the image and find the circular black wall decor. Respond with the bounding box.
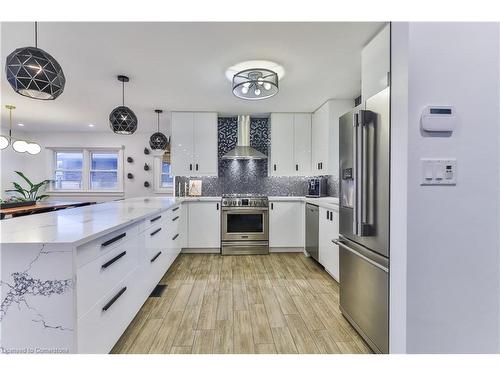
[127,173,134,179]
[144,147,150,155]
[144,181,150,188]
[6,23,65,100]
[110,75,137,135]
[127,156,134,163]
[144,163,150,171]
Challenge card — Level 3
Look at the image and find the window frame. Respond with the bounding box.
[48,147,124,195]
[53,150,85,191]
[154,156,174,195]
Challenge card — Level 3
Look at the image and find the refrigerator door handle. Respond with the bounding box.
[359,110,376,236]
[353,112,360,236]
[335,238,388,273]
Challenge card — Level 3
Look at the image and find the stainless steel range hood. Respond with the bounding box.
[221,115,267,160]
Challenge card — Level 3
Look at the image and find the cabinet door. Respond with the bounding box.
[193,112,218,176]
[269,201,304,248]
[293,113,312,175]
[319,207,340,281]
[171,112,194,176]
[361,24,390,101]
[311,104,329,174]
[270,113,295,176]
[187,202,221,248]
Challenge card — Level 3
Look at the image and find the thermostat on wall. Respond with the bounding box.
[421,106,455,132]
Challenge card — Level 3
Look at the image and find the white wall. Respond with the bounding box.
[0,130,31,197]
[391,22,500,353]
[1,131,172,202]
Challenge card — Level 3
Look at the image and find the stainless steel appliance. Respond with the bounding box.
[221,115,267,160]
[306,177,327,198]
[221,194,269,255]
[305,203,319,261]
[336,87,390,354]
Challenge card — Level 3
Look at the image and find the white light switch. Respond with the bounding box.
[421,158,456,185]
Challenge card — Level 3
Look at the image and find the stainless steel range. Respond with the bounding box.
[221,194,269,255]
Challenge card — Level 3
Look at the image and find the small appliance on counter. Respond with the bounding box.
[306,177,327,197]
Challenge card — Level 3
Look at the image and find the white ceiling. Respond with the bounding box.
[1,22,384,133]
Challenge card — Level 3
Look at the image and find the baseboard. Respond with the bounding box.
[270,247,304,253]
[181,248,221,254]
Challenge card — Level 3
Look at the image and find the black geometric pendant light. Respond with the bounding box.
[109,75,138,135]
[5,22,66,100]
[149,109,169,151]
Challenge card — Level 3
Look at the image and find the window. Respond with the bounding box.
[51,148,123,193]
[161,161,173,188]
[154,157,173,193]
[54,151,83,190]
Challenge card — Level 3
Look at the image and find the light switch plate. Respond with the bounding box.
[421,158,457,185]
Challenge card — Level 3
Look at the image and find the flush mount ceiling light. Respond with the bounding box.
[109,75,138,135]
[149,109,169,151]
[226,60,284,101]
[1,105,42,155]
[5,22,65,100]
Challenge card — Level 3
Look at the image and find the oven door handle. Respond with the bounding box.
[222,208,269,213]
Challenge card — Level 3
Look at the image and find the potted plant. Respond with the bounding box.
[1,171,52,209]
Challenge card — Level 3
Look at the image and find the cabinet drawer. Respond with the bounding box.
[144,221,168,254]
[77,272,140,353]
[143,212,166,231]
[146,248,175,289]
[77,235,139,317]
[77,223,140,268]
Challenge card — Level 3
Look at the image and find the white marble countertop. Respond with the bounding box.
[269,196,339,210]
[0,197,183,246]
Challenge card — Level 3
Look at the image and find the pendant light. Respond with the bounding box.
[109,75,138,135]
[1,105,42,155]
[5,22,65,100]
[149,109,169,151]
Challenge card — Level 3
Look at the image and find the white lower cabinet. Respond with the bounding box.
[187,201,221,249]
[269,201,304,248]
[77,204,184,353]
[318,207,340,281]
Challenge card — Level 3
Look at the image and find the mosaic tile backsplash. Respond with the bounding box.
[175,117,338,197]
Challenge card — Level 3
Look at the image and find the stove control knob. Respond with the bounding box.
[222,200,227,206]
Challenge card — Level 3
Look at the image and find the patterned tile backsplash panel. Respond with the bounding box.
[175,117,338,197]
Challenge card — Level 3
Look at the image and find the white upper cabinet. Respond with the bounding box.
[269,113,312,176]
[171,112,218,176]
[362,24,390,101]
[311,100,353,177]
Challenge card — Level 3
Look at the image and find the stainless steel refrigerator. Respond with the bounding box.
[337,87,390,354]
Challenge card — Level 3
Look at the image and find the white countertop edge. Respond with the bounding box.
[268,196,339,209]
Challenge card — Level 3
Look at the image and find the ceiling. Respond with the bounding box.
[1,22,384,133]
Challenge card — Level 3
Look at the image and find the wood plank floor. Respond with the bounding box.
[111,253,372,354]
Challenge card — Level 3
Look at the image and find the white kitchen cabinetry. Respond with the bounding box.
[362,24,390,101]
[171,112,218,177]
[318,206,339,281]
[311,100,354,178]
[269,113,312,176]
[269,201,304,249]
[187,201,221,249]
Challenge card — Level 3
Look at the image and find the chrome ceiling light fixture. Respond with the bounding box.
[109,75,138,135]
[1,105,42,155]
[5,22,65,100]
[149,109,169,151]
[232,68,279,100]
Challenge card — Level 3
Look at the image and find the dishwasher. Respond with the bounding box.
[305,203,319,261]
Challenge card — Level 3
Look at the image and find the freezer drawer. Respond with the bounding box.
[339,237,389,354]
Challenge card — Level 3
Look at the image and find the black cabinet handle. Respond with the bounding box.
[172,234,179,241]
[216,203,219,210]
[189,164,193,171]
[274,164,276,171]
[326,210,329,220]
[101,251,127,269]
[172,207,180,212]
[150,251,162,263]
[271,202,274,210]
[150,215,161,223]
[196,164,199,171]
[317,162,320,170]
[101,232,126,247]
[296,164,298,171]
[150,228,162,236]
[172,216,179,221]
[102,287,127,312]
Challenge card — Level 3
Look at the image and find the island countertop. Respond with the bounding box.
[0,197,186,246]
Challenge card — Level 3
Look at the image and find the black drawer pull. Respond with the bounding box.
[102,287,127,312]
[172,216,179,222]
[151,251,162,263]
[172,234,179,241]
[101,251,127,269]
[296,164,298,171]
[172,207,180,212]
[150,228,162,236]
[101,232,126,247]
[150,215,162,223]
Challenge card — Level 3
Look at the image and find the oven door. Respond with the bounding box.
[222,207,269,242]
